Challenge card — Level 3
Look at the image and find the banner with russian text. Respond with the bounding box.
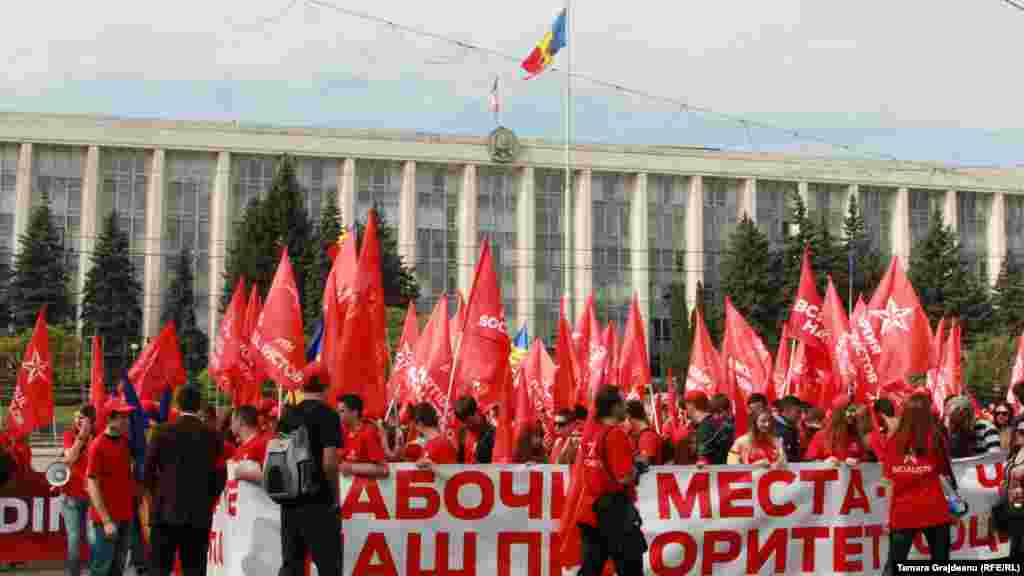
[204,454,1009,575]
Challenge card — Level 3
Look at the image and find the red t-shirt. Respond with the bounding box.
[233,432,271,464]
[804,429,867,462]
[632,429,662,465]
[461,429,482,464]
[743,438,781,465]
[62,429,91,500]
[403,435,457,464]
[883,435,953,530]
[578,423,635,527]
[85,434,135,524]
[340,421,386,464]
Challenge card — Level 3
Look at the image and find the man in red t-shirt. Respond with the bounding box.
[86,399,136,575]
[337,394,389,478]
[576,386,644,576]
[625,399,662,466]
[59,405,96,576]
[402,402,457,467]
[453,396,496,464]
[231,405,272,484]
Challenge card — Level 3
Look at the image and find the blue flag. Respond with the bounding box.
[120,369,150,481]
[306,318,324,363]
[158,387,173,423]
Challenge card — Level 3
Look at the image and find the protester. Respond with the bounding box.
[994,402,1015,451]
[337,394,389,478]
[746,393,768,414]
[883,393,954,572]
[1000,416,1024,561]
[869,397,899,458]
[403,402,457,466]
[143,385,226,576]
[945,395,1000,458]
[230,405,272,484]
[773,395,803,463]
[513,422,548,464]
[624,400,661,465]
[800,407,825,458]
[576,385,645,576]
[453,396,496,464]
[685,391,733,466]
[804,397,870,465]
[275,375,343,576]
[85,399,136,576]
[60,405,96,576]
[728,407,786,467]
[549,408,578,464]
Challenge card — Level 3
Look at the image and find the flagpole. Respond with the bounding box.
[563,0,572,260]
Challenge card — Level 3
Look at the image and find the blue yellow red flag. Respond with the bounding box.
[510,323,530,369]
[521,9,567,79]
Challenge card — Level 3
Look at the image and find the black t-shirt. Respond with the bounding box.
[276,399,343,507]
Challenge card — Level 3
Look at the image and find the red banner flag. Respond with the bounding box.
[210,278,246,396]
[865,257,931,388]
[453,241,511,412]
[410,297,453,426]
[787,247,827,349]
[553,308,576,413]
[321,227,358,394]
[522,338,557,439]
[722,298,773,437]
[620,294,651,400]
[5,307,53,436]
[450,290,466,349]
[250,250,306,391]
[772,324,792,401]
[390,302,420,410]
[90,335,107,432]
[686,307,723,396]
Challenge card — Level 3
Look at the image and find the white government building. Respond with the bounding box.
[0,112,1021,374]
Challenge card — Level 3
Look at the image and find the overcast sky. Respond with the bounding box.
[2,0,1023,166]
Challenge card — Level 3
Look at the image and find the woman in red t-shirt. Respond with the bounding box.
[728,408,786,467]
[403,402,457,466]
[883,393,953,567]
[804,397,870,466]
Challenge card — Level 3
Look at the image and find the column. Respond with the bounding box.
[685,176,704,308]
[13,143,32,245]
[516,167,536,331]
[398,160,417,264]
[629,173,650,317]
[208,151,231,344]
[77,146,100,330]
[892,187,911,267]
[943,189,958,232]
[573,169,593,313]
[740,178,756,221]
[142,149,166,339]
[457,164,478,296]
[989,192,1007,285]
[338,158,356,231]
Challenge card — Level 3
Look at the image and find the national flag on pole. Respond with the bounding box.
[521,9,568,79]
[5,307,53,437]
[510,323,529,371]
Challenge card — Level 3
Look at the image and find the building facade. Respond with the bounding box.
[0,112,1021,375]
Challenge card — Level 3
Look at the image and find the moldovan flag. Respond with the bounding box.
[4,307,53,437]
[722,298,773,436]
[865,257,930,388]
[787,247,827,349]
[619,294,651,400]
[250,250,305,391]
[452,241,511,412]
[390,302,420,409]
[521,8,567,79]
[91,335,107,433]
[686,307,722,396]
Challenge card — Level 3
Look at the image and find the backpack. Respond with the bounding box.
[263,421,321,504]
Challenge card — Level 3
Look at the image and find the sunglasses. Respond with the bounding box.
[996,412,1011,416]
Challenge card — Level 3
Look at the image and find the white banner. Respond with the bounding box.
[208,454,1010,575]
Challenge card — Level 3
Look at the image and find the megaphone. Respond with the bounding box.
[45,461,71,488]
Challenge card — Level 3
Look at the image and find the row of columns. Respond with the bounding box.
[6,141,1014,350]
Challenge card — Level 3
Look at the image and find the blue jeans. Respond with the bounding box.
[60,496,88,576]
[87,519,130,576]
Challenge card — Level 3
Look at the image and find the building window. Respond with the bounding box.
[591,172,630,328]
[166,152,215,335]
[355,160,401,225]
[0,145,17,267]
[648,174,687,377]
[909,189,943,249]
[416,164,459,314]
[958,191,990,279]
[102,149,147,283]
[756,181,794,248]
[295,158,338,224]
[232,155,277,218]
[34,145,83,283]
[702,177,739,304]
[477,167,517,319]
[807,183,846,237]
[859,186,894,258]
[1007,196,1024,263]
[535,170,566,345]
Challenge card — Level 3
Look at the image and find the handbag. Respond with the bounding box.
[938,434,969,518]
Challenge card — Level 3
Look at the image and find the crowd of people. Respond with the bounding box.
[3,375,1024,575]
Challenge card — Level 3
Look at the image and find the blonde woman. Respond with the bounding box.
[728,408,787,467]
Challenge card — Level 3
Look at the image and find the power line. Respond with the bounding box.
[1001,0,1024,12]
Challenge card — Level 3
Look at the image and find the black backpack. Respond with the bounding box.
[263,413,321,503]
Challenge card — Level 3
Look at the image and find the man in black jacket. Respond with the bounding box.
[143,385,226,576]
[773,395,803,463]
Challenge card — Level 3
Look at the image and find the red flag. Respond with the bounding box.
[453,241,511,412]
[942,322,963,398]
[409,297,453,425]
[926,318,947,413]
[619,294,651,400]
[235,287,268,403]
[390,302,420,409]
[450,290,466,349]
[821,277,861,406]
[210,278,246,396]
[321,229,359,393]
[572,295,596,406]
[129,322,183,401]
[523,338,557,441]
[553,308,576,412]
[5,307,53,436]
[865,257,931,387]
[686,308,723,396]
[666,367,678,432]
[787,247,827,348]
[250,250,306,391]
[1009,334,1024,413]
[603,322,619,389]
[772,324,792,401]
[722,298,773,436]
[930,318,945,370]
[160,322,187,393]
[90,336,107,432]
[491,366,517,463]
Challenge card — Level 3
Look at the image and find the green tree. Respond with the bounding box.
[842,194,883,306]
[9,191,73,329]
[80,212,143,383]
[721,214,780,344]
[666,280,690,391]
[160,247,209,377]
[963,334,1015,405]
[781,190,817,308]
[353,204,420,307]
[222,155,312,310]
[0,257,13,334]
[302,188,344,333]
[696,282,724,345]
[993,253,1024,336]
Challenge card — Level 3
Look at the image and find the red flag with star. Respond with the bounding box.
[865,257,930,388]
[5,306,53,436]
[390,301,420,409]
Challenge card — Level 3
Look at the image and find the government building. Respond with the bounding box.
[0,112,1021,375]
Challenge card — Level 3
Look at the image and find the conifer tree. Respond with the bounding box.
[302,188,343,331]
[721,214,780,343]
[994,253,1024,336]
[161,247,208,376]
[666,279,690,388]
[842,194,883,304]
[9,191,73,329]
[80,212,143,380]
[782,191,818,309]
[353,204,420,307]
